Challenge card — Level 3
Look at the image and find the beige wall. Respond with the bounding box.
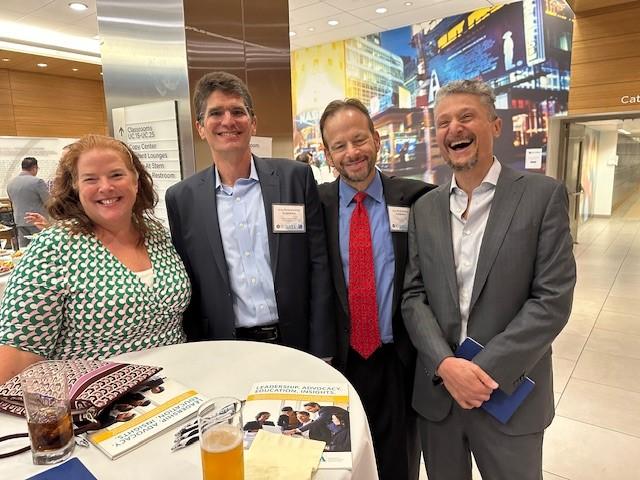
[0,69,107,137]
[568,1,640,114]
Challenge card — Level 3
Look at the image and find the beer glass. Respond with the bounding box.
[20,361,75,465]
[198,397,244,480]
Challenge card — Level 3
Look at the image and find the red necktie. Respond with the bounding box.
[348,191,381,359]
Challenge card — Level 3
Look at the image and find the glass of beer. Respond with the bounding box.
[20,361,75,465]
[198,397,244,480]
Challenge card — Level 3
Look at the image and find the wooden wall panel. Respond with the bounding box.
[0,69,107,137]
[568,3,640,114]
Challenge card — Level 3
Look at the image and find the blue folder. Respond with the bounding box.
[454,337,535,424]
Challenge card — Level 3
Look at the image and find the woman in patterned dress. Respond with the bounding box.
[0,134,191,383]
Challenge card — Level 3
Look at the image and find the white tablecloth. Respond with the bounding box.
[0,341,379,479]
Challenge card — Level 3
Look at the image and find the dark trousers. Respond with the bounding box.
[419,402,544,480]
[346,344,421,480]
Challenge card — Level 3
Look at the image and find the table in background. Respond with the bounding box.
[0,341,379,480]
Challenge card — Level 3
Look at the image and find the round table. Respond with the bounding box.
[0,341,379,479]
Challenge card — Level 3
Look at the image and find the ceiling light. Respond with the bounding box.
[376,7,388,14]
[93,35,100,40]
[36,63,48,68]
[404,1,413,6]
[68,2,89,11]
[308,27,315,32]
[1,58,10,62]
[328,20,339,26]
[289,31,296,37]
[618,128,631,135]
[72,68,79,71]
[100,72,103,76]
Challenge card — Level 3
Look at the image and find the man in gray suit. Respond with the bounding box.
[166,72,335,358]
[402,79,576,479]
[6,157,49,248]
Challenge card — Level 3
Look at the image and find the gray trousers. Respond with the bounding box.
[420,403,544,480]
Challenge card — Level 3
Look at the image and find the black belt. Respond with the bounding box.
[235,324,280,342]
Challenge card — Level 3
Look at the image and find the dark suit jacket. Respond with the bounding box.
[318,173,434,371]
[402,165,576,435]
[165,156,336,357]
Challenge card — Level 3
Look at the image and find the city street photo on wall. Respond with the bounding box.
[291,0,574,184]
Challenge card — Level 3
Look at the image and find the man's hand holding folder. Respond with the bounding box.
[436,356,498,409]
[450,337,536,424]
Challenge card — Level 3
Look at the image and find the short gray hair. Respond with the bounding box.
[434,79,497,119]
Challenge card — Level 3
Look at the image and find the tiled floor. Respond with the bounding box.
[419,189,640,479]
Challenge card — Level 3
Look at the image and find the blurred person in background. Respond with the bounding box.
[6,157,49,248]
[295,151,323,184]
[0,134,191,383]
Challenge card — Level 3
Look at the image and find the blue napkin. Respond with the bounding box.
[27,457,97,480]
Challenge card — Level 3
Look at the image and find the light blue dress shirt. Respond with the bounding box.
[339,171,395,343]
[215,159,279,328]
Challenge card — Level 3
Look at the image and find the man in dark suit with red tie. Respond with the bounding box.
[317,99,435,480]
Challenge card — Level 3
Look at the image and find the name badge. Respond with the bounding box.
[272,204,306,233]
[388,206,410,232]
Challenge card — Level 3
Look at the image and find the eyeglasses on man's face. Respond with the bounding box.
[200,106,252,123]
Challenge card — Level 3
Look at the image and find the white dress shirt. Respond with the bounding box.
[215,160,279,328]
[449,158,502,344]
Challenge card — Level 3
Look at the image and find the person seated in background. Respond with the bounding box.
[0,134,192,384]
[243,412,276,432]
[325,412,351,452]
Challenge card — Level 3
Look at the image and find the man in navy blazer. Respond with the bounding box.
[166,72,335,358]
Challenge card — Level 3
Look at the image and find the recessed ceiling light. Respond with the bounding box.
[328,20,339,26]
[68,2,89,11]
[307,27,315,32]
[93,35,100,40]
[404,1,413,6]
[100,72,103,76]
[289,31,296,37]
[72,68,79,71]
[1,58,10,62]
[376,7,388,14]
[36,63,48,68]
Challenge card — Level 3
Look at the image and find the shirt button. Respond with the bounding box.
[464,262,471,268]
[244,251,251,257]
[259,305,264,310]
[235,197,241,203]
[239,223,245,228]
[463,230,471,236]
[251,278,256,284]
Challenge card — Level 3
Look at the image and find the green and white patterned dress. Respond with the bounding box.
[0,221,191,359]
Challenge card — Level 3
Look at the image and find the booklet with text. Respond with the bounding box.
[87,376,207,459]
[244,381,351,470]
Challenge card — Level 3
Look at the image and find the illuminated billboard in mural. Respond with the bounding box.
[291,0,574,184]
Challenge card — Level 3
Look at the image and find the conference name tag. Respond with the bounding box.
[272,204,306,233]
[388,206,410,232]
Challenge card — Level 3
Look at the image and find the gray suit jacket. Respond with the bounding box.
[165,156,336,358]
[6,172,49,227]
[402,165,576,435]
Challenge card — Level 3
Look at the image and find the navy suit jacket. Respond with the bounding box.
[166,156,336,357]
